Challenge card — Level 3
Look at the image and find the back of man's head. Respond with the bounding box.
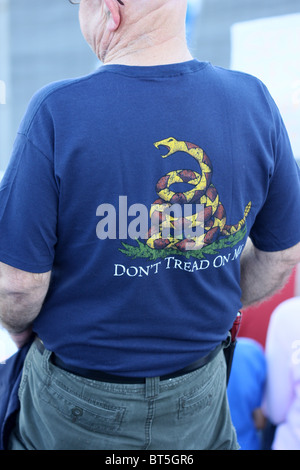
[79,0,190,65]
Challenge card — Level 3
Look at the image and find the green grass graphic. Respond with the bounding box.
[119,226,247,261]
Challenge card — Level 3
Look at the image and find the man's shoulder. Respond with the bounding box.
[30,70,101,105]
[210,64,278,120]
[18,69,102,134]
[211,64,269,98]
[212,64,263,85]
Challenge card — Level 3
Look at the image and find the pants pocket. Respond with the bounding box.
[40,378,126,435]
[178,359,223,419]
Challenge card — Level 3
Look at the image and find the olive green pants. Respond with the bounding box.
[9,340,239,450]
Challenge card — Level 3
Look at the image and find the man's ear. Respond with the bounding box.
[103,0,121,32]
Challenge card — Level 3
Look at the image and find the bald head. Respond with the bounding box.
[79,0,192,66]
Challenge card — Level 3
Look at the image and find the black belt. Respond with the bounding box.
[34,337,224,384]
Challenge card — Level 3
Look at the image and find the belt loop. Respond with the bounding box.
[35,338,52,376]
[42,349,52,376]
[145,377,159,399]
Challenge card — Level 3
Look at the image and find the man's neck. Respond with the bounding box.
[103,36,193,66]
[99,3,193,67]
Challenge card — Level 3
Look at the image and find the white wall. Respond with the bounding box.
[0,0,12,173]
[231,13,300,161]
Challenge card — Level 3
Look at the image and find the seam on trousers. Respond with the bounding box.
[143,378,159,449]
[143,399,155,450]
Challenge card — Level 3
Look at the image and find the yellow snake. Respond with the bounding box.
[146,137,251,251]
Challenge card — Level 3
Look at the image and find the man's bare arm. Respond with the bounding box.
[240,239,300,308]
[0,262,51,345]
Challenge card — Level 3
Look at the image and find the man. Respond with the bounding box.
[0,0,299,450]
[263,297,300,450]
[227,337,267,450]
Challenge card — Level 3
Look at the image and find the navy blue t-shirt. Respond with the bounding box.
[0,60,299,376]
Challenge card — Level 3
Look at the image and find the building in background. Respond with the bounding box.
[0,0,96,175]
[1,0,299,175]
[231,13,300,162]
[191,0,300,69]
[191,0,300,164]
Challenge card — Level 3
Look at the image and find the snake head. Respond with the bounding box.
[154,137,184,158]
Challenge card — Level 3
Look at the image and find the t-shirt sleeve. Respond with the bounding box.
[250,113,300,252]
[0,133,58,273]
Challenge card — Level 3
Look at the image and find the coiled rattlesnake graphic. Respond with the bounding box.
[146,137,251,252]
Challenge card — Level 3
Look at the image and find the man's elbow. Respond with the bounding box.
[276,241,300,271]
[0,262,51,296]
[0,263,51,334]
[254,241,300,271]
[0,262,51,315]
[289,241,300,264]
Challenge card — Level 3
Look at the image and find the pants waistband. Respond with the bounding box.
[34,337,224,384]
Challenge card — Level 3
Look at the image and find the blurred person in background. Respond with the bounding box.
[0,0,299,450]
[263,297,300,450]
[227,337,266,450]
